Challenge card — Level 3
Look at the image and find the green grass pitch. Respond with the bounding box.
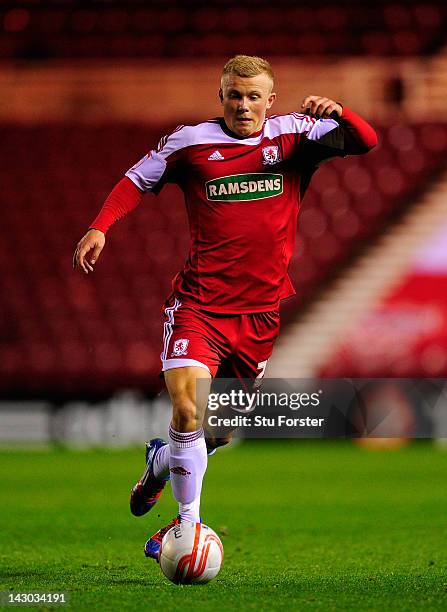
[1,441,447,611]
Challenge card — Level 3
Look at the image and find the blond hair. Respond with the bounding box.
[221,55,274,89]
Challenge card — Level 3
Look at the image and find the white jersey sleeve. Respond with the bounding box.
[125,125,188,193]
[266,113,344,154]
[125,151,168,192]
[289,113,346,167]
[290,112,344,150]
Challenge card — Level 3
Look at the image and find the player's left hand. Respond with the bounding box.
[301,96,343,119]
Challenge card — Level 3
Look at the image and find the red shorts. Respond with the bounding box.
[160,297,280,379]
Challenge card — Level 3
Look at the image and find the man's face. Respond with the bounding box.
[220,73,276,137]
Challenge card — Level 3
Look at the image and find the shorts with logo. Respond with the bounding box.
[160,297,280,379]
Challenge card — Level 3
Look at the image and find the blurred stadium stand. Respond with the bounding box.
[269,165,447,378]
[1,0,447,424]
[1,1,447,59]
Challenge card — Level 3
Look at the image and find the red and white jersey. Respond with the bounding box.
[125,113,349,313]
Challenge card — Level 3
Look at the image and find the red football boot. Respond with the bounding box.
[144,516,181,561]
[130,439,169,517]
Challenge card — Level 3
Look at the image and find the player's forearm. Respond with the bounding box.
[339,106,378,154]
[89,177,144,233]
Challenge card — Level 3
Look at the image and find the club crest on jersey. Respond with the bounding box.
[262,145,281,165]
[172,338,189,357]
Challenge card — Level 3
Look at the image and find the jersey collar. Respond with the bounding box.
[218,118,265,140]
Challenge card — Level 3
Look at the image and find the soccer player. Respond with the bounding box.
[73,55,377,560]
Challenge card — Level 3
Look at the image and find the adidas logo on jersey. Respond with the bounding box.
[208,150,225,161]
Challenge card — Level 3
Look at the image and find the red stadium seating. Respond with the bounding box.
[1,121,446,398]
[1,1,446,59]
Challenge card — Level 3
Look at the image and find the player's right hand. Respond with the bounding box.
[73,228,105,274]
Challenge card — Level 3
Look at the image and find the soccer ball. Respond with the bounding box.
[159,522,224,585]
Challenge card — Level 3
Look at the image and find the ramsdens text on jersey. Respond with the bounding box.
[206,173,283,201]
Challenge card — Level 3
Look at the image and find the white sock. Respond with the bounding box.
[153,444,170,480]
[169,425,207,523]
